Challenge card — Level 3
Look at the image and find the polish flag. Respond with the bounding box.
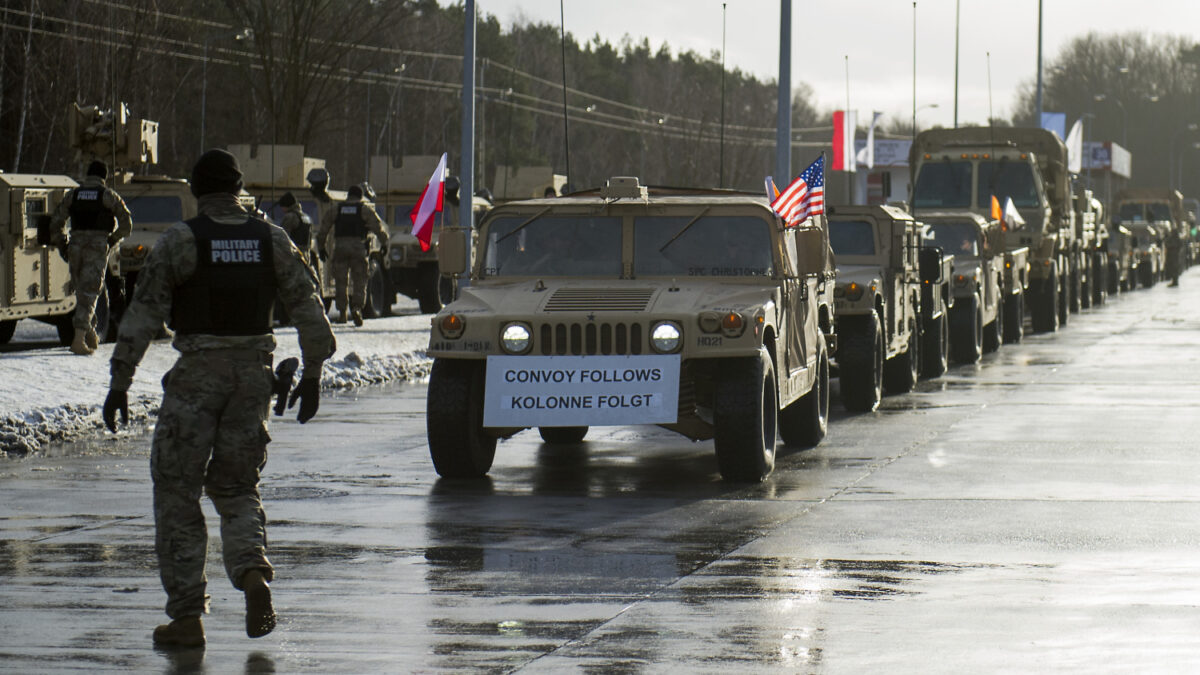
[410,152,447,252]
[831,110,857,172]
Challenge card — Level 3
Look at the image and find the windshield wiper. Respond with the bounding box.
[496,207,552,243]
[659,207,711,253]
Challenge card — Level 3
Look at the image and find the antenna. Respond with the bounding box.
[911,2,917,145]
[559,0,572,190]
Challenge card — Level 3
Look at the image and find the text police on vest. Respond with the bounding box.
[211,239,262,263]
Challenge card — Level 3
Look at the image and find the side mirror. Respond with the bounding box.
[438,226,469,277]
[919,246,944,283]
[35,214,53,246]
[794,227,828,274]
[890,233,905,268]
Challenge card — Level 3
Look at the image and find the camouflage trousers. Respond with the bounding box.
[332,238,368,313]
[68,232,110,332]
[150,349,276,619]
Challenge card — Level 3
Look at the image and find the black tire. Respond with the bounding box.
[538,426,588,444]
[883,324,918,394]
[1058,271,1070,326]
[983,299,1002,354]
[427,359,496,478]
[362,258,387,319]
[1031,273,1059,334]
[838,312,884,412]
[1068,266,1081,313]
[779,342,829,448]
[951,294,982,364]
[1002,291,1024,344]
[1107,261,1120,295]
[1139,262,1155,289]
[920,312,949,378]
[417,263,444,314]
[1092,255,1107,306]
[0,320,16,344]
[713,349,778,482]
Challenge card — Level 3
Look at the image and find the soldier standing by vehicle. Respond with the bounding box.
[101,149,336,649]
[49,160,133,355]
[1166,227,1183,287]
[278,191,315,268]
[316,184,387,326]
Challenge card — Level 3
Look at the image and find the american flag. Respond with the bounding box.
[771,155,825,227]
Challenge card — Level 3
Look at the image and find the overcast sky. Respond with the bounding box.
[470,0,1198,131]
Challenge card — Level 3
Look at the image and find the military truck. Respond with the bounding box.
[1113,188,1184,287]
[1105,223,1134,294]
[826,205,923,411]
[922,211,1020,361]
[911,127,1077,334]
[0,174,111,346]
[425,177,836,483]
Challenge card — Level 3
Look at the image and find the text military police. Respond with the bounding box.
[316,183,387,326]
[101,149,336,649]
[48,159,133,355]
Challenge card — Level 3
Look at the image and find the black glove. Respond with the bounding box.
[272,357,299,417]
[58,242,69,263]
[103,390,128,432]
[318,247,328,262]
[287,378,320,423]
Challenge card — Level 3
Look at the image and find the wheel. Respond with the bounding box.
[1068,266,1081,313]
[713,349,778,482]
[0,320,15,344]
[417,263,444,314]
[427,359,496,478]
[951,294,982,364]
[362,258,387,319]
[1107,261,1120,295]
[538,426,588,444]
[1092,255,1107,306]
[779,342,829,448]
[883,324,918,394]
[920,312,949,378]
[1139,262,1155,289]
[1031,273,1059,334]
[1002,291,1024,344]
[1058,271,1070,326]
[838,312,884,412]
[983,299,1002,354]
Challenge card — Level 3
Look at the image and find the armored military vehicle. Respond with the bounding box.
[425,177,836,483]
[0,174,107,345]
[826,205,923,411]
[1113,188,1184,287]
[911,127,1077,333]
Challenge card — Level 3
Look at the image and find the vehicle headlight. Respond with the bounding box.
[841,281,865,301]
[438,313,465,339]
[501,322,532,354]
[698,312,722,333]
[389,247,403,261]
[651,321,682,353]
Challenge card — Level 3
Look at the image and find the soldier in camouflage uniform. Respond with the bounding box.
[316,184,387,326]
[278,191,316,269]
[102,149,336,649]
[48,160,133,355]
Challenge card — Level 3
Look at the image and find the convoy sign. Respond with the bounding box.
[483,354,681,427]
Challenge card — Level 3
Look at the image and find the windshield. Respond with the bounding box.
[1118,203,1144,222]
[828,220,877,256]
[481,215,622,277]
[127,195,183,223]
[913,161,972,208]
[927,222,979,256]
[978,161,1039,208]
[633,215,774,277]
[1148,203,1172,222]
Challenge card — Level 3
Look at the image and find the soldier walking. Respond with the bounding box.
[102,149,336,649]
[317,184,387,326]
[49,160,133,355]
[278,191,315,267]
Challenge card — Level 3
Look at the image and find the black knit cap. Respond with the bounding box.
[347,185,363,199]
[189,149,244,197]
[86,160,108,179]
[278,191,297,208]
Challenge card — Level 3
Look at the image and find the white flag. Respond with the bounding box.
[855,112,883,169]
[1004,197,1026,230]
[1065,119,1083,174]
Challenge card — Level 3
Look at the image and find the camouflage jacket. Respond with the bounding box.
[49,175,133,247]
[110,193,335,392]
[316,196,387,253]
[280,204,312,250]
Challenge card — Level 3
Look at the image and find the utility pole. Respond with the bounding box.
[953,0,960,128]
[461,0,476,278]
[1035,0,1044,122]
[775,0,792,183]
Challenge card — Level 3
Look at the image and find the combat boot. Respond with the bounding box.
[70,331,94,356]
[242,569,277,638]
[352,310,363,327]
[336,309,347,324]
[84,327,99,351]
[152,616,205,648]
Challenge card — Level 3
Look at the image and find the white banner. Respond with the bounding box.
[483,355,681,427]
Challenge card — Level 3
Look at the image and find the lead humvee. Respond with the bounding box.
[425,177,836,483]
[826,205,923,411]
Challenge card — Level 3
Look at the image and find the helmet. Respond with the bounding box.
[358,182,377,202]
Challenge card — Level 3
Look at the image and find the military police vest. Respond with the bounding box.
[334,202,367,238]
[171,214,276,336]
[68,187,115,232]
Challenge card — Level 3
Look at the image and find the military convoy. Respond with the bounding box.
[1112,188,1185,288]
[425,177,835,482]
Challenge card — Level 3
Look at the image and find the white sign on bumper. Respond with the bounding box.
[483,354,681,427]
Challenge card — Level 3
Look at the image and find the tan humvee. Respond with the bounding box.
[0,174,86,345]
[1113,188,1184,288]
[425,177,836,483]
[826,205,924,412]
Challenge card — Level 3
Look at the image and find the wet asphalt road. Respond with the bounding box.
[4,273,1200,673]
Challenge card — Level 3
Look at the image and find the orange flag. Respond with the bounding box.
[990,195,1002,221]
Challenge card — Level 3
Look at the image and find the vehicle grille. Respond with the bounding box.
[542,288,656,312]
[537,322,646,355]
